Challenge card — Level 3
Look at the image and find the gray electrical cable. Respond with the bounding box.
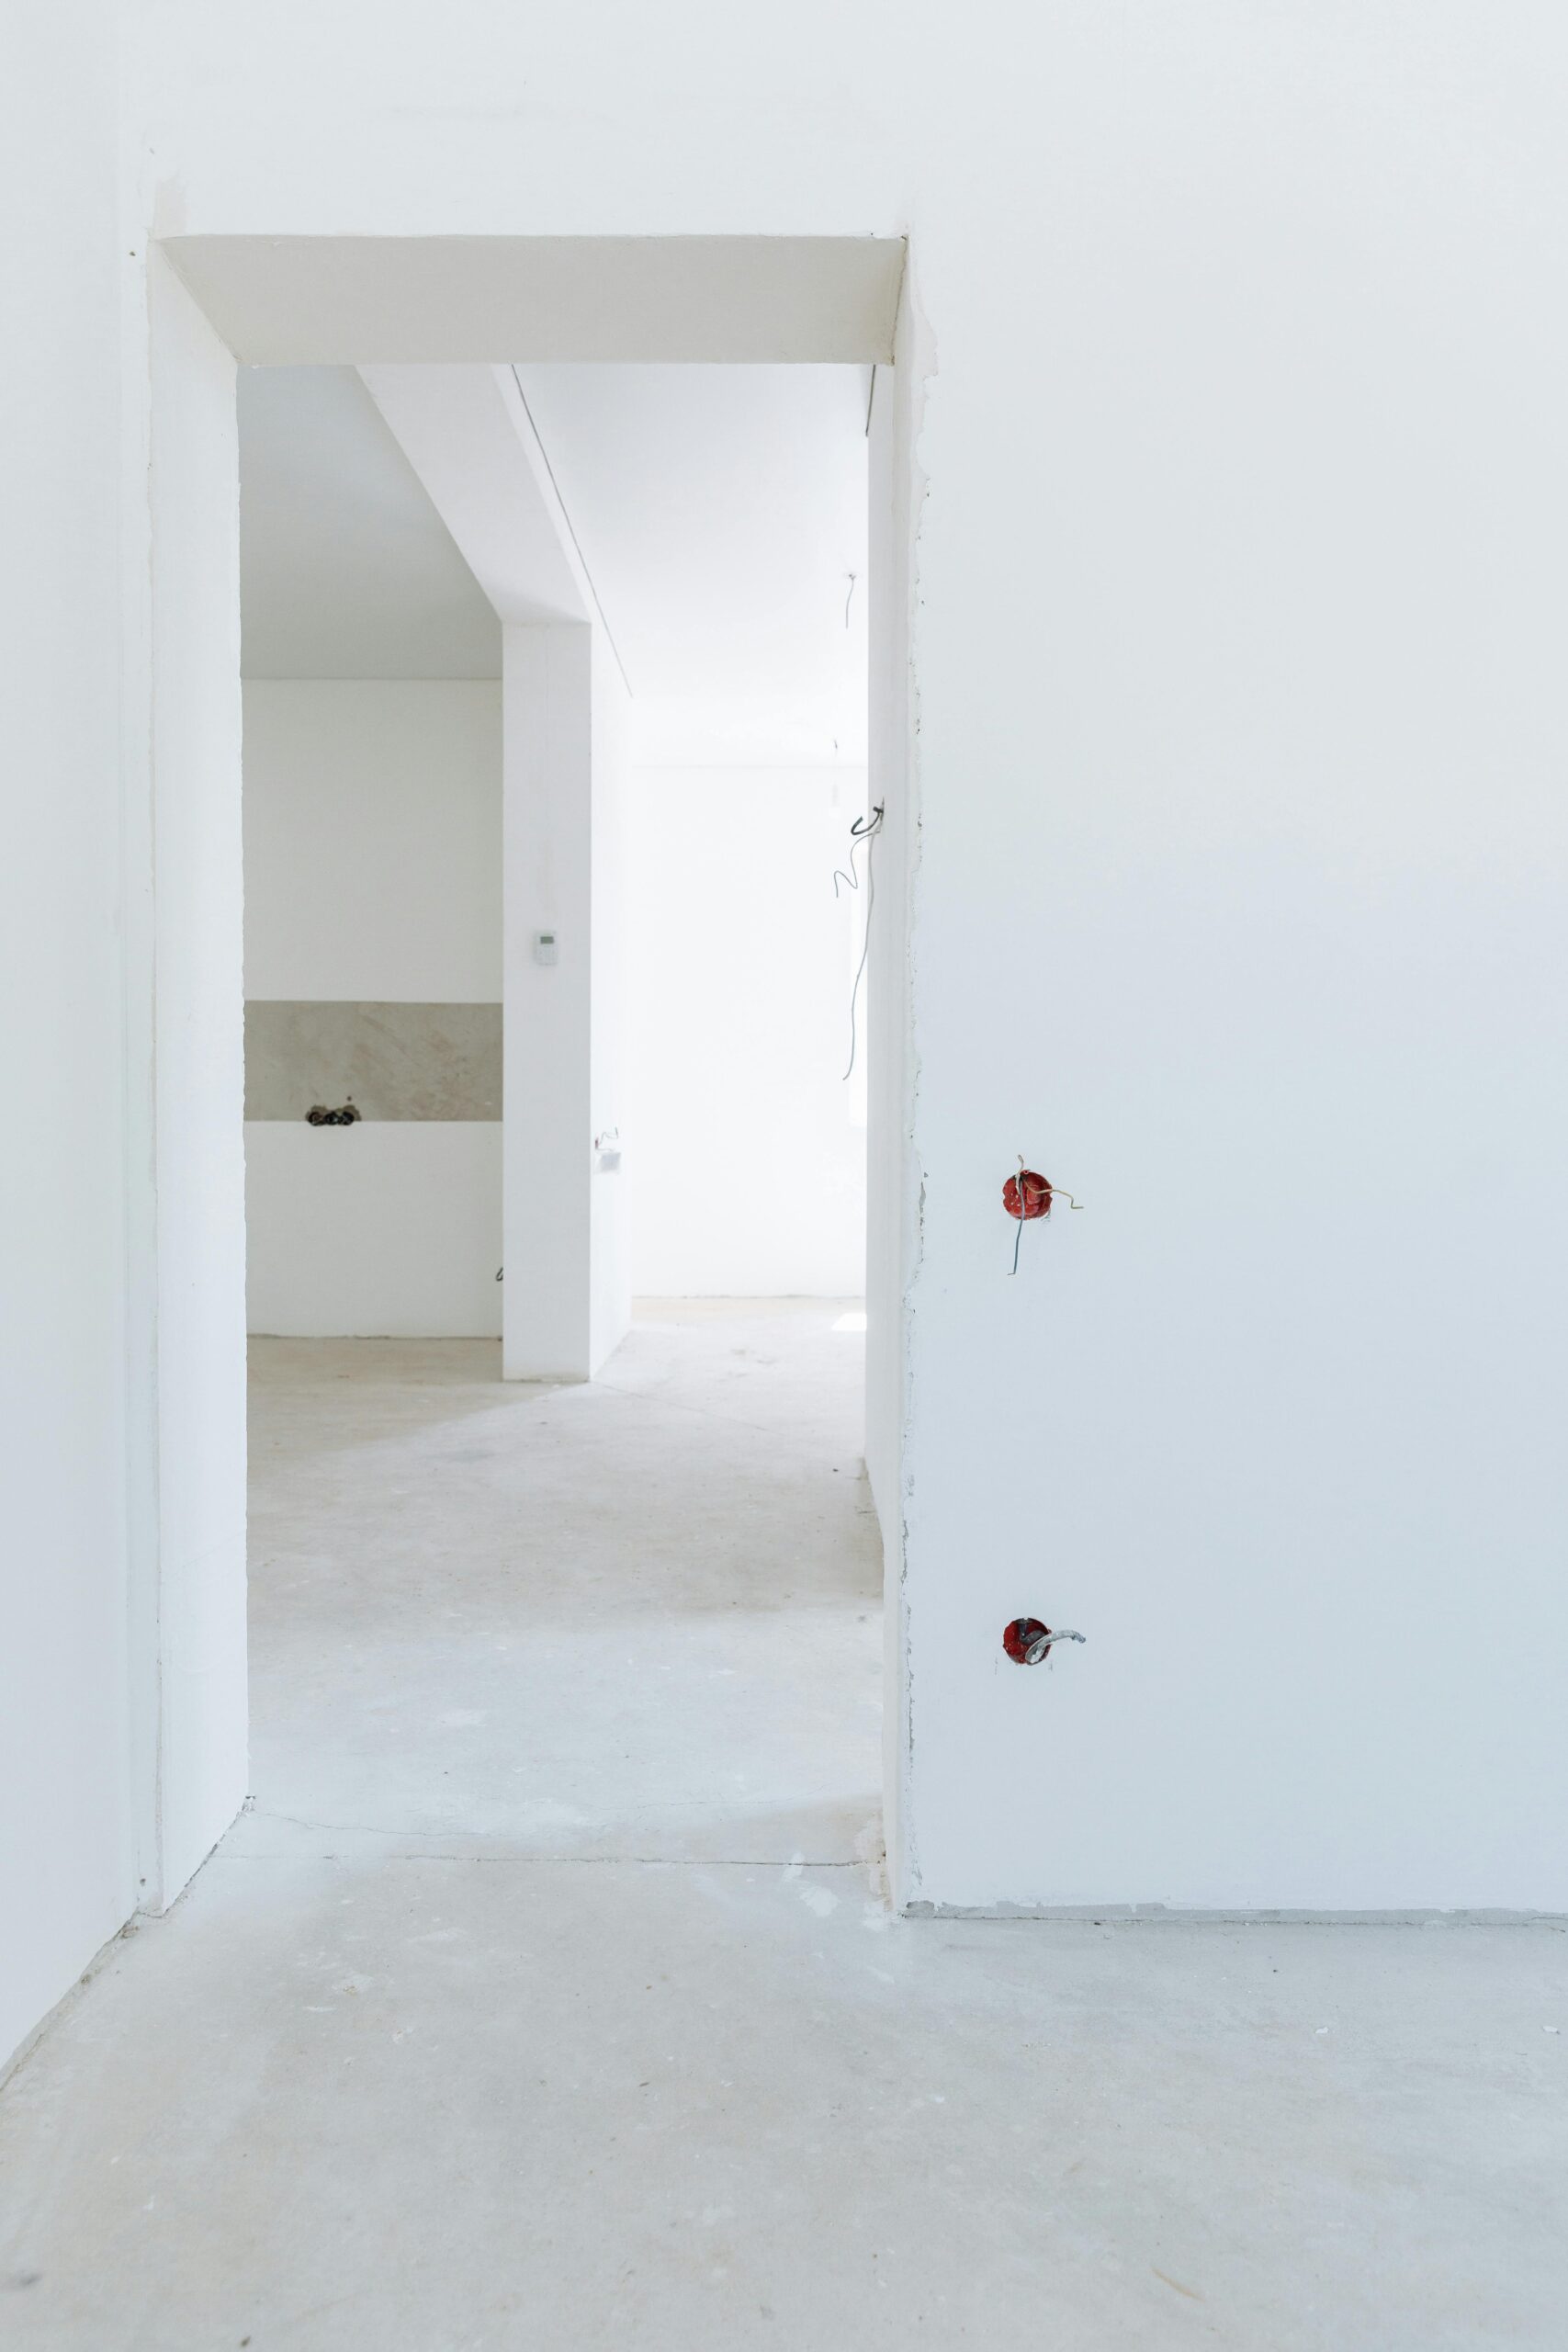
[837,804,885,1080]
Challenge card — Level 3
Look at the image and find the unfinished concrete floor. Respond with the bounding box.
[2,1305,1564,2348]
[237,1300,883,1868]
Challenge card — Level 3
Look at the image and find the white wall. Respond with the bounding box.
[243,681,502,1003]
[626,767,868,1296]
[1,13,1556,2068]
[244,1126,501,1338]
[865,326,923,1899]
[243,679,502,1337]
[588,639,634,1366]
[501,626,632,1379]
[0,0,135,2070]
[893,29,1568,1911]
[130,6,1568,1915]
[141,255,251,1906]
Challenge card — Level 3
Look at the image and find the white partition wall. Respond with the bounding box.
[20,6,1564,2062]
[0,0,135,2069]
[865,295,925,1902]
[130,254,251,1911]
[502,625,592,1378]
[242,678,503,1340]
[624,766,871,1299]
[502,624,633,1380]
[358,367,637,1382]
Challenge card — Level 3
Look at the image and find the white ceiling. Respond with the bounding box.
[240,362,869,763]
[239,367,502,680]
[512,364,869,763]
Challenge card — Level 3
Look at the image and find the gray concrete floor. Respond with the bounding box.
[3,1305,1564,2347]
[236,1301,883,1867]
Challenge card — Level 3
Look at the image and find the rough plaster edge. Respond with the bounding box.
[905,1903,1568,1927]
[121,240,164,1924]
[896,243,935,1910]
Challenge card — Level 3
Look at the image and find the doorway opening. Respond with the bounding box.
[130,233,917,1917]
[234,356,882,1867]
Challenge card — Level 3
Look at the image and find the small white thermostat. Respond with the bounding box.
[534,932,558,966]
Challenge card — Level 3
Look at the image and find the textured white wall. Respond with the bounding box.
[3,14,1557,2071]
[0,0,135,2070]
[133,4,1568,1914]
[864,339,922,1897]
[143,255,250,1905]
[496,626,631,1382]
[626,767,868,1297]
[243,680,502,1337]
[243,681,502,1002]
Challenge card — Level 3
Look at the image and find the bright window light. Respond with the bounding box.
[833,1309,867,1333]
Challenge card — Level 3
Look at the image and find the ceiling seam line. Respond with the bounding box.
[508,365,635,699]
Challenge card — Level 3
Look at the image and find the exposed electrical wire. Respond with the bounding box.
[1004,1160,1084,1274]
[844,571,858,629]
[835,804,885,1080]
[832,804,882,901]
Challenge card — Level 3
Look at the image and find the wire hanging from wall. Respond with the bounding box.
[1003,1158,1084,1273]
[833,803,885,1081]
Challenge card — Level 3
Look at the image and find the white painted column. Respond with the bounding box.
[502,623,594,1378]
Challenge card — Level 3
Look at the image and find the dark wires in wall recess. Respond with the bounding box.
[833,802,886,1081]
